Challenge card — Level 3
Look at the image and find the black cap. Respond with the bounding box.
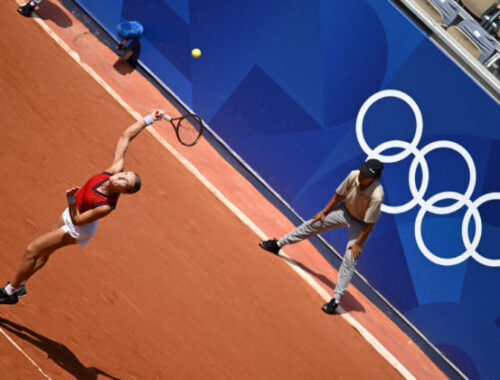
[359,159,384,178]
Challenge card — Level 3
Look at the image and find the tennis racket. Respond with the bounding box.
[158,112,204,146]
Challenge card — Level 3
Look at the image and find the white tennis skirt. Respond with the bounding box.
[61,208,98,247]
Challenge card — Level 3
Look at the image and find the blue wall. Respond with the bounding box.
[75,0,500,378]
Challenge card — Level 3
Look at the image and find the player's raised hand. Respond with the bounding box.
[152,109,165,121]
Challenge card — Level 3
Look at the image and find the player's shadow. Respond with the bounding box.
[281,256,365,313]
[0,317,119,380]
[35,0,73,28]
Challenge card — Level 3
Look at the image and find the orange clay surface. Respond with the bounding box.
[0,0,447,379]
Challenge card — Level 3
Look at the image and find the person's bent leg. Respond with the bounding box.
[31,250,53,273]
[322,248,358,314]
[262,219,324,254]
[9,214,67,297]
[279,205,348,247]
[10,228,76,288]
[326,219,371,313]
[333,249,358,302]
[277,220,327,246]
[260,205,348,255]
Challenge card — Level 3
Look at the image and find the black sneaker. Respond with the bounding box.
[17,2,35,17]
[321,299,339,314]
[259,239,281,255]
[16,284,27,297]
[8,283,27,297]
[0,287,19,305]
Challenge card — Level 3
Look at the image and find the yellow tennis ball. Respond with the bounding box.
[192,48,201,58]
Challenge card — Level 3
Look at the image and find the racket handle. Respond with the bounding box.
[163,114,172,122]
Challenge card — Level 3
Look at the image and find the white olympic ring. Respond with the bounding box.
[356,89,499,267]
[414,192,476,266]
[408,141,476,215]
[463,192,500,267]
[356,90,423,163]
[369,140,428,214]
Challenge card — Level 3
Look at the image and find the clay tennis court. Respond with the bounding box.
[0,1,446,378]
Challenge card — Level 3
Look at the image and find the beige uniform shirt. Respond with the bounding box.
[336,170,384,224]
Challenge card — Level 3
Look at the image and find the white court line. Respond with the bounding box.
[6,4,415,379]
[0,327,52,379]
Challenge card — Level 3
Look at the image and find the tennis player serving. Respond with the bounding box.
[0,110,165,305]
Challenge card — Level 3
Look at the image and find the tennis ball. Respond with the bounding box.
[191,48,201,58]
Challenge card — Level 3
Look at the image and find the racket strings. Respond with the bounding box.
[177,115,203,146]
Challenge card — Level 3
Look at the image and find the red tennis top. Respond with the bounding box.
[75,172,120,213]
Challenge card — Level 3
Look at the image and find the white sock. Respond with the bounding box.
[5,283,17,296]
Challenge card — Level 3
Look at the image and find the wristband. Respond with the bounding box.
[67,195,76,204]
[144,115,154,126]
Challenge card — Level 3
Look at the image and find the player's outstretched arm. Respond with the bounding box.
[106,109,165,174]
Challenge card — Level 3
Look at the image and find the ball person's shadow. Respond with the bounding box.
[0,317,119,380]
[35,0,73,28]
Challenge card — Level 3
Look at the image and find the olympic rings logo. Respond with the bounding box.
[356,90,500,267]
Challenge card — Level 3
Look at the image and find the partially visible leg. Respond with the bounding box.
[10,228,76,288]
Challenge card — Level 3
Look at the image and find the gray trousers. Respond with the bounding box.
[278,203,370,302]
